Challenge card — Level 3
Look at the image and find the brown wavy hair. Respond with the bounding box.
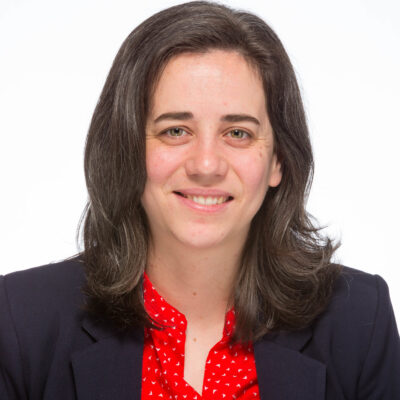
[79,0,341,342]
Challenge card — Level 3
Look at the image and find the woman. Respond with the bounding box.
[1,1,399,399]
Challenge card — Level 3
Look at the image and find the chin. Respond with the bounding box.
[173,227,229,250]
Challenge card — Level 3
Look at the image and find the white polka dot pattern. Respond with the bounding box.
[141,273,260,399]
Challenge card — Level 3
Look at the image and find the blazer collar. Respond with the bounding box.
[72,316,325,400]
[71,316,144,400]
[254,327,326,399]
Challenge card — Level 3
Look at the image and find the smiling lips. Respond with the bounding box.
[174,190,233,207]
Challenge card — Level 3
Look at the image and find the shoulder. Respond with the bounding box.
[309,265,400,398]
[2,255,85,288]
[0,257,89,399]
[322,265,392,327]
[1,256,85,317]
[0,256,87,345]
[314,265,395,342]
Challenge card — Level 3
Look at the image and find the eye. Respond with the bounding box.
[163,127,188,137]
[226,129,250,139]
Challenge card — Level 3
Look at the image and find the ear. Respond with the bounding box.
[268,154,282,187]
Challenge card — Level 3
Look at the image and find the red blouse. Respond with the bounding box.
[142,273,260,399]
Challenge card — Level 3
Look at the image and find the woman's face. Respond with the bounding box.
[142,50,282,250]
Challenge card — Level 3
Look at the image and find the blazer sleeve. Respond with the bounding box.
[0,275,27,400]
[357,274,400,399]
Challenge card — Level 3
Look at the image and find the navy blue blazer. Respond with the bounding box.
[1,258,399,399]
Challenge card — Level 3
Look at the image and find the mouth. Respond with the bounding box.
[173,191,234,206]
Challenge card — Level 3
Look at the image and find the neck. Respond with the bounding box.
[146,237,244,326]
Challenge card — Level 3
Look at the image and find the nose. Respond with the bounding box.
[184,136,228,183]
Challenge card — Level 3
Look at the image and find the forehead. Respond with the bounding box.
[148,50,267,120]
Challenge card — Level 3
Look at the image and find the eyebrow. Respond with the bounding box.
[153,111,260,126]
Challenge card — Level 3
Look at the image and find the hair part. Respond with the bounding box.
[79,0,341,342]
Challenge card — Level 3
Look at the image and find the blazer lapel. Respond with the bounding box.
[71,317,144,400]
[71,316,325,400]
[254,328,326,400]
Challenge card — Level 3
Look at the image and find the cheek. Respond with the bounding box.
[145,144,182,185]
[236,155,270,195]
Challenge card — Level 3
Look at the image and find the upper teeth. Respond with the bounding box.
[186,195,227,205]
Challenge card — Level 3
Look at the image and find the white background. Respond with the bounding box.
[0,0,399,322]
